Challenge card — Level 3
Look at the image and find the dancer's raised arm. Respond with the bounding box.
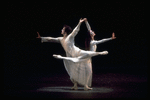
[85,18,96,36]
[85,18,91,31]
[69,18,86,38]
[36,32,62,43]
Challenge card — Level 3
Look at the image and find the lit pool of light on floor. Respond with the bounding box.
[37,86,114,93]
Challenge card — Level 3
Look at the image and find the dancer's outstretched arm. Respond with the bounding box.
[53,50,108,63]
[36,32,62,43]
[41,37,62,43]
[91,38,112,45]
[91,32,116,45]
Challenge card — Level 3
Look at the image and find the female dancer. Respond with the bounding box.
[53,18,116,90]
[37,18,108,90]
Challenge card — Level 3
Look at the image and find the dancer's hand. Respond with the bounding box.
[36,32,41,38]
[79,18,86,23]
[101,51,108,55]
[112,32,116,39]
[84,18,87,22]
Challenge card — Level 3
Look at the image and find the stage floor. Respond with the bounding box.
[4,73,147,98]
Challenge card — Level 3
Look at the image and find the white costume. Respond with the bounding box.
[52,21,112,88]
[85,20,112,52]
[40,21,110,89]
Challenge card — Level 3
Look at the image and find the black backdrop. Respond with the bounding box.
[4,2,146,86]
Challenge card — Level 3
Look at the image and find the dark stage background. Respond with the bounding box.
[4,2,146,98]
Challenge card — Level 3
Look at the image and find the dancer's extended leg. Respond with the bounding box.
[53,54,80,62]
[53,51,108,63]
[78,50,108,59]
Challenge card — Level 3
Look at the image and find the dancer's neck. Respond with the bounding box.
[63,33,68,39]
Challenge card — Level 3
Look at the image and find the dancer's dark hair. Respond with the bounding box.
[63,25,72,34]
[85,31,92,50]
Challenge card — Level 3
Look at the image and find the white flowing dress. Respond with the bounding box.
[41,22,94,86]
[41,21,112,86]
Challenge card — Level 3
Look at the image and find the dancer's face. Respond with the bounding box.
[61,27,66,35]
[90,30,96,39]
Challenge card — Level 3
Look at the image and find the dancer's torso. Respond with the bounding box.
[90,40,97,52]
[60,36,80,57]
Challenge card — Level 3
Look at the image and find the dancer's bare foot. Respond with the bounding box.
[53,54,80,63]
[53,54,62,59]
[84,85,93,91]
[71,83,78,90]
[71,86,78,90]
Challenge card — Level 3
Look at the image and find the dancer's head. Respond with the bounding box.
[89,30,96,40]
[61,25,72,36]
